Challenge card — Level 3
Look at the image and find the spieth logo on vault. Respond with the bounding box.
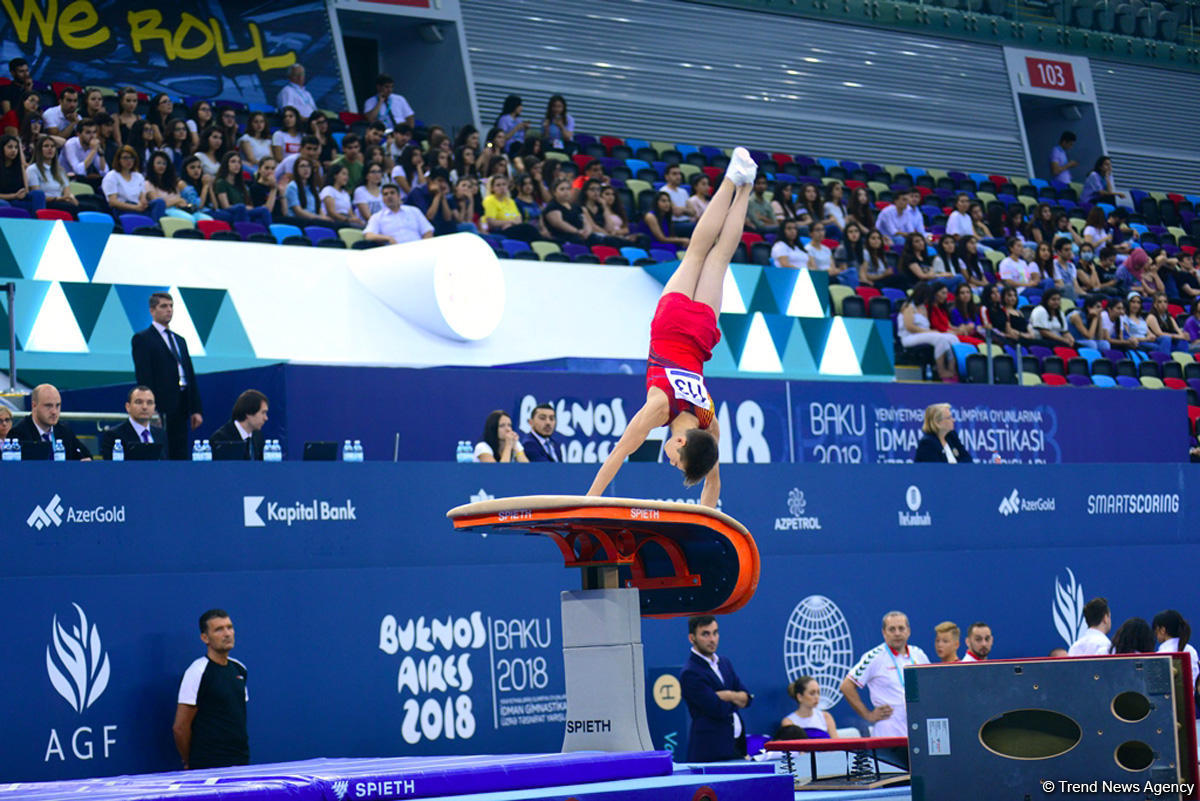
[27,494,125,529]
[243,495,357,527]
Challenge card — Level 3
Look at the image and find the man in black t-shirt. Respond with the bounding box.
[172,609,249,769]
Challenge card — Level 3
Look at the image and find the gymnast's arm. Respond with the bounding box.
[586,391,668,497]
[699,417,721,508]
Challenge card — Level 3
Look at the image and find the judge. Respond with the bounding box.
[914,403,972,463]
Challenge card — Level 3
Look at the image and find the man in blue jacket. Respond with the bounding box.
[680,615,752,762]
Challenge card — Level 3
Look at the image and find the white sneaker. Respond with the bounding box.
[726,146,758,187]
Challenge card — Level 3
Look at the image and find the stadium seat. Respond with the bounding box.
[193,219,231,238]
[210,230,240,241]
[234,222,268,240]
[159,217,195,238]
[750,242,771,265]
[1091,374,1117,388]
[1040,373,1066,386]
[1162,361,1184,380]
[530,241,560,260]
[1140,376,1165,389]
[993,355,1017,384]
[173,228,205,239]
[620,246,649,263]
[827,284,854,315]
[119,213,156,233]
[1164,377,1187,389]
[69,181,94,196]
[1066,374,1092,387]
[1042,356,1065,376]
[867,296,892,319]
[35,208,73,221]
[1115,360,1138,378]
[1066,357,1090,377]
[1138,360,1161,379]
[338,228,364,247]
[269,223,301,243]
[316,237,346,248]
[1116,375,1142,388]
[501,239,531,257]
[965,353,989,383]
[841,296,865,317]
[306,226,336,244]
[855,286,881,300]
[590,245,620,262]
[282,235,312,246]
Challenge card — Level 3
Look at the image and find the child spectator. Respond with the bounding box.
[271,106,303,161]
[643,190,689,248]
[102,144,165,220]
[771,219,809,269]
[214,151,273,228]
[686,174,710,221]
[238,112,272,167]
[385,123,413,166]
[319,162,363,228]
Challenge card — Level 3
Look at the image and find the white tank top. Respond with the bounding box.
[785,709,828,733]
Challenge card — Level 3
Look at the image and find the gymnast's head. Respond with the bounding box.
[664,428,718,487]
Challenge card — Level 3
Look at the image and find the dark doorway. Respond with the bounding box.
[343,35,379,114]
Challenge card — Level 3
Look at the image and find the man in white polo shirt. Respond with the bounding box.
[840,610,929,738]
[961,621,993,661]
[365,184,433,245]
[1068,597,1111,656]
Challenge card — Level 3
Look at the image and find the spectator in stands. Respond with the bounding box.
[932,235,963,281]
[798,183,824,227]
[542,94,575,152]
[8,382,92,458]
[979,283,1008,343]
[455,176,481,228]
[929,282,979,343]
[210,390,268,461]
[178,156,218,216]
[18,112,46,163]
[1,89,38,137]
[453,145,478,182]
[545,178,592,244]
[1152,610,1198,687]
[0,57,32,115]
[996,285,1041,347]
[1053,213,1081,248]
[1032,241,1058,292]
[93,113,119,169]
[494,95,527,146]
[103,145,165,220]
[391,144,424,195]
[840,611,929,738]
[900,233,960,290]
[484,173,539,240]
[1147,292,1190,352]
[161,119,193,172]
[946,193,973,238]
[1051,238,1079,299]
[26,136,80,214]
[173,609,248,770]
[660,164,695,233]
[363,121,387,151]
[0,405,10,439]
[1082,206,1113,251]
[578,178,627,246]
[60,119,108,185]
[277,135,322,183]
[858,228,903,289]
[846,186,875,230]
[915,402,971,461]
[43,86,80,139]
[1116,249,1161,296]
[365,183,432,245]
[144,94,178,149]
[1098,297,1134,350]
[957,236,991,288]
[1066,295,1109,351]
[599,184,633,243]
[643,190,689,249]
[132,291,202,459]
[353,162,385,222]
[194,127,224,177]
[899,283,959,382]
[271,106,303,162]
[101,385,164,460]
[215,152,273,228]
[1069,597,1112,655]
[949,283,983,333]
[215,107,239,158]
[1109,618,1156,654]
[933,621,960,663]
[823,181,846,231]
[522,403,562,462]
[875,189,925,247]
[248,157,280,219]
[317,163,362,229]
[277,64,316,118]
[237,112,272,168]
[834,222,865,281]
[1049,131,1078,187]
[113,88,146,154]
[1172,252,1200,304]
[962,622,993,661]
[475,409,527,463]
[1076,245,1118,295]
[998,236,1040,293]
[363,73,414,129]
[1030,203,1056,246]
[771,219,808,269]
[807,222,844,281]
[146,151,204,222]
[745,173,776,234]
[970,202,1001,250]
[330,134,364,190]
[779,676,838,740]
[404,167,458,236]
[1081,155,1129,207]
[385,123,413,165]
[515,174,547,233]
[306,112,337,168]
[686,174,710,221]
[1183,302,1200,351]
[185,101,213,148]
[681,615,752,761]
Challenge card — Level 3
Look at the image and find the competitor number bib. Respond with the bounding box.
[664,367,709,408]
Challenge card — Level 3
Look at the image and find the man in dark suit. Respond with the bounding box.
[8,383,92,460]
[132,292,202,461]
[680,615,752,762]
[100,385,165,460]
[521,402,563,462]
[209,390,268,461]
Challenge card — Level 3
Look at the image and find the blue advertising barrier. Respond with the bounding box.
[2,461,1197,782]
[58,364,1187,465]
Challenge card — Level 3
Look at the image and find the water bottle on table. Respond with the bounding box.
[112,439,124,462]
[52,439,65,461]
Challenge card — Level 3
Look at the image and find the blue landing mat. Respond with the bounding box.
[2,752,675,800]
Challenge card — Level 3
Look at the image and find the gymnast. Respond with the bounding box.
[586,147,758,508]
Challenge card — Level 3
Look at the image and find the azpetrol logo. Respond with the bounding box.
[999,488,1056,516]
[774,488,822,531]
[28,494,124,529]
[242,495,357,527]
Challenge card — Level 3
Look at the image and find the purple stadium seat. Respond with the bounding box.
[1116,376,1142,388]
[234,222,267,240]
[1149,351,1172,365]
[1104,349,1127,364]
[562,242,589,259]
[305,226,336,243]
[1066,374,1092,387]
[0,206,31,218]
[119,213,155,232]
[1188,379,1200,392]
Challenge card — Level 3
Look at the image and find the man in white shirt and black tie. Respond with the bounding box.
[132,292,203,460]
[522,403,563,462]
[101,385,165,459]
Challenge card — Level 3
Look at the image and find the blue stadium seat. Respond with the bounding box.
[305,226,336,244]
[501,239,531,257]
[118,213,155,233]
[952,342,976,376]
[1091,374,1117,388]
[620,246,649,262]
[77,211,114,229]
[269,223,302,244]
[624,138,649,152]
[1116,376,1141,388]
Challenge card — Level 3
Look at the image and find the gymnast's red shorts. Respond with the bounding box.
[644,293,720,428]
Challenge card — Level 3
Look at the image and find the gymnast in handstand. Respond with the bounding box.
[586,147,758,508]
